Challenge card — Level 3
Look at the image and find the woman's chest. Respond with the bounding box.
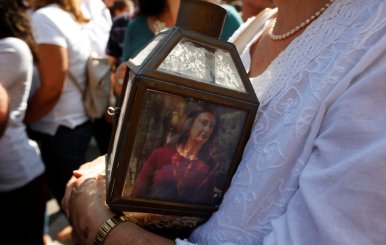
[248,31,296,78]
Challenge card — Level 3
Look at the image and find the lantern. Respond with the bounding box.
[106,0,259,238]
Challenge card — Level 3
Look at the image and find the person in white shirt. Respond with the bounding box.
[25,0,93,206]
[63,0,386,244]
[82,0,114,156]
[82,0,112,56]
[0,1,49,244]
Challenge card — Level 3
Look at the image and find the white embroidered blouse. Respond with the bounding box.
[178,0,386,244]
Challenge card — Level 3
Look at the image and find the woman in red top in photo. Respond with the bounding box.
[131,102,220,205]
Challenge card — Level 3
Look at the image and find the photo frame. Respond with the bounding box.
[121,90,247,208]
[104,9,259,236]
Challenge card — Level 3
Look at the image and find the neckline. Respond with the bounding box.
[176,146,199,161]
[244,0,360,106]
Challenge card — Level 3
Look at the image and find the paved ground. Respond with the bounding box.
[46,198,72,245]
[45,137,101,245]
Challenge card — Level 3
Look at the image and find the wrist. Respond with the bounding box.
[71,204,115,245]
[94,215,129,245]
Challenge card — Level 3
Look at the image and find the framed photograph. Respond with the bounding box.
[105,21,259,237]
[121,90,247,208]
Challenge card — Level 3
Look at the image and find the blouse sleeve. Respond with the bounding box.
[130,149,159,197]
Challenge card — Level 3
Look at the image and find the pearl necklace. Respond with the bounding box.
[269,0,334,41]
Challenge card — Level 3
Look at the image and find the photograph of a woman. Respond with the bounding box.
[130,102,220,205]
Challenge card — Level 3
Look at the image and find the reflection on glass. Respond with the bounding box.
[130,34,166,66]
[158,39,246,92]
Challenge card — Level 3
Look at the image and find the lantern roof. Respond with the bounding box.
[126,27,257,103]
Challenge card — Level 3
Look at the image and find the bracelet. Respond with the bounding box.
[94,215,128,245]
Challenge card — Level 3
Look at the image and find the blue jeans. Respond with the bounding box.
[29,121,93,204]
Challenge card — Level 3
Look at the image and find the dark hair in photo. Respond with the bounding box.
[176,102,220,160]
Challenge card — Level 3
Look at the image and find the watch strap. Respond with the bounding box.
[94,215,128,245]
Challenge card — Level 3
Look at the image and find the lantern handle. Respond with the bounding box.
[176,0,227,39]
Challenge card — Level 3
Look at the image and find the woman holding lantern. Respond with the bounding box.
[63,0,386,244]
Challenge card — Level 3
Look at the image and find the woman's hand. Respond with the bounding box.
[61,154,176,245]
[61,155,106,216]
[68,175,115,244]
[61,155,114,244]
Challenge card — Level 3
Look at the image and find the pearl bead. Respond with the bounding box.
[269,0,335,41]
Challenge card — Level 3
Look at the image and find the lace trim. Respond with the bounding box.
[251,0,361,107]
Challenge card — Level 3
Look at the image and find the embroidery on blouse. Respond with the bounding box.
[190,1,383,244]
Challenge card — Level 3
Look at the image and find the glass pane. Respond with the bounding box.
[130,33,166,66]
[121,90,248,206]
[158,39,246,93]
[106,71,135,189]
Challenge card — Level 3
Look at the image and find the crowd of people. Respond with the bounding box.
[0,2,49,244]
[1,0,386,244]
[0,0,246,244]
